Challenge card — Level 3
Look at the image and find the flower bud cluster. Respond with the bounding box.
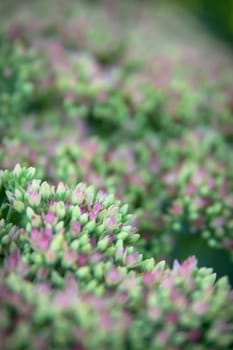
[1,4,233,348]
[0,252,233,350]
[163,162,233,260]
[0,31,40,129]
[0,165,149,292]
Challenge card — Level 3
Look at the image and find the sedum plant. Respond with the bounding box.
[1,167,232,349]
[0,31,40,128]
[0,3,233,348]
[0,165,154,293]
[1,122,233,264]
[163,161,233,261]
[0,253,233,350]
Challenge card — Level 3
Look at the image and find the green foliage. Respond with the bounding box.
[0,32,39,128]
[0,2,233,348]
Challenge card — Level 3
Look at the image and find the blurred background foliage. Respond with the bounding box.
[84,0,233,46]
[0,0,233,283]
[175,0,233,46]
[1,0,233,48]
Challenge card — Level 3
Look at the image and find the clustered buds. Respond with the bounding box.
[1,2,233,348]
[163,161,233,260]
[0,31,41,129]
[0,165,147,293]
[1,252,233,349]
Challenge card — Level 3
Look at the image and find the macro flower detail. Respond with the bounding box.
[1,3,233,348]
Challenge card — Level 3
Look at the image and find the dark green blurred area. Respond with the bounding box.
[90,0,233,47]
[175,0,233,46]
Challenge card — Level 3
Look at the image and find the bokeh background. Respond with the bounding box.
[1,0,233,284]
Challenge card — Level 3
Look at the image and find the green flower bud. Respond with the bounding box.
[129,234,140,243]
[56,182,67,200]
[93,262,104,280]
[78,233,89,246]
[51,271,64,287]
[80,242,92,254]
[1,235,10,245]
[31,252,43,265]
[13,164,22,177]
[55,201,66,220]
[84,220,96,233]
[40,181,51,200]
[26,167,36,180]
[70,205,81,220]
[96,224,105,236]
[80,213,88,225]
[70,239,80,251]
[97,237,109,251]
[76,266,90,279]
[13,200,25,212]
[54,221,64,233]
[156,260,166,270]
[15,188,23,200]
[50,234,64,251]
[117,231,129,241]
[103,194,115,208]
[142,258,155,271]
[120,204,129,215]
[26,207,35,220]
